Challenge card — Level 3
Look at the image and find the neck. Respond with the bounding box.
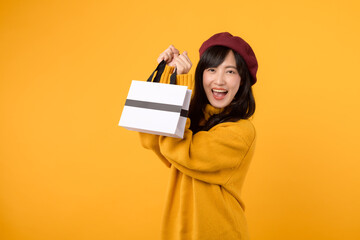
[203,104,224,122]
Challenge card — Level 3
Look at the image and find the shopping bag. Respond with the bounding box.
[118,60,192,138]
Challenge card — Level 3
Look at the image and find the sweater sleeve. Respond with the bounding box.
[159,65,194,90]
[158,119,256,185]
[138,65,194,167]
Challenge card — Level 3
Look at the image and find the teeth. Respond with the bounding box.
[212,89,227,93]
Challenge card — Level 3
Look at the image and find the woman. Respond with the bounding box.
[139,32,258,240]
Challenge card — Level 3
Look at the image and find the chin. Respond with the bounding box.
[209,99,231,109]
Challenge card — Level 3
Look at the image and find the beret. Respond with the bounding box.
[199,32,258,85]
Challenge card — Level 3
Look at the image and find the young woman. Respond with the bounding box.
[139,32,258,240]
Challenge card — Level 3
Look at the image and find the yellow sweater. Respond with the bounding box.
[139,66,256,240]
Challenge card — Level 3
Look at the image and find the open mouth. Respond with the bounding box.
[212,89,228,100]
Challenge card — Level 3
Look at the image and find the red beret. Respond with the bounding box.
[199,32,258,85]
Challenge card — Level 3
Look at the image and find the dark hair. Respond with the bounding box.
[188,45,256,134]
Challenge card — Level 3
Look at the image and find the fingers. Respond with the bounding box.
[157,51,171,64]
[156,46,192,74]
[169,45,180,56]
[157,45,180,64]
[182,51,191,64]
[173,51,192,75]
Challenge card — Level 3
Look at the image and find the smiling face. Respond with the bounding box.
[202,50,241,108]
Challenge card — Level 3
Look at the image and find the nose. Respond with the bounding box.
[214,71,225,85]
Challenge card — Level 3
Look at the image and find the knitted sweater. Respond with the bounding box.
[139,66,256,240]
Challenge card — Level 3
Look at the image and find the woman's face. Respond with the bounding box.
[203,50,241,108]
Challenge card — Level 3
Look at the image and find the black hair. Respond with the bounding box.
[188,45,256,134]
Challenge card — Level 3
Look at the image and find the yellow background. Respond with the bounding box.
[1,0,360,239]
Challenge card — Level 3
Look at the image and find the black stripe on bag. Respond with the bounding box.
[125,99,188,117]
[180,109,188,117]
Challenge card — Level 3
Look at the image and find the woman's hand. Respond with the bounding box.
[172,51,192,75]
[157,45,179,66]
[157,45,192,75]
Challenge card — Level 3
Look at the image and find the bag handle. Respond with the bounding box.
[147,60,177,85]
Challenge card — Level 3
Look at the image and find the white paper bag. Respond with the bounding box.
[118,61,192,138]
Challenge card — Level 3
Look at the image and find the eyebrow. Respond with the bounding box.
[225,66,237,69]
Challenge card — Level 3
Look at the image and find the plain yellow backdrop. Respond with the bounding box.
[1,0,360,239]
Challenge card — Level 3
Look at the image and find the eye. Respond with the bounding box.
[227,70,238,74]
[206,68,215,72]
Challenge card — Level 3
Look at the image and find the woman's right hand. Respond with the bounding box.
[157,45,179,66]
[157,45,192,75]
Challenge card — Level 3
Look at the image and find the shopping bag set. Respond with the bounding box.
[118,61,192,139]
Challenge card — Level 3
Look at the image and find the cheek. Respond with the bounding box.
[202,72,211,90]
[230,76,241,92]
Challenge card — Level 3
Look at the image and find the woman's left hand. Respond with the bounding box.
[173,51,192,75]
